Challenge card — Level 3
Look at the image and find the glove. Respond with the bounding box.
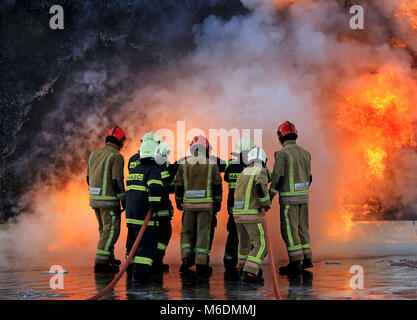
[121,200,126,213]
[176,201,183,211]
[260,206,270,215]
[213,201,221,213]
[269,190,276,201]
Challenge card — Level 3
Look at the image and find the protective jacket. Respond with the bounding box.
[224,157,247,210]
[269,140,312,205]
[233,164,271,223]
[175,154,222,211]
[87,142,125,209]
[158,162,174,218]
[126,155,163,225]
[170,155,226,178]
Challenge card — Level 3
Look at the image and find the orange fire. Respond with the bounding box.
[390,37,408,48]
[395,0,417,30]
[326,67,417,238]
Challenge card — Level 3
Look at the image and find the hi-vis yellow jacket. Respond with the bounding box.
[233,164,271,223]
[87,142,125,209]
[269,140,311,205]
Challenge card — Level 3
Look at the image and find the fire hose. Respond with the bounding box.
[262,208,282,300]
[86,210,151,300]
[86,209,281,300]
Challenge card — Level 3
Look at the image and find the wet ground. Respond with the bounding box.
[1,255,417,300]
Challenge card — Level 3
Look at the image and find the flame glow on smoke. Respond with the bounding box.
[325,66,417,239]
[396,0,417,30]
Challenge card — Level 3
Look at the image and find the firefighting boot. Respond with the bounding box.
[110,257,121,266]
[224,260,238,273]
[152,261,170,273]
[242,271,264,285]
[132,268,155,283]
[196,264,213,277]
[302,258,313,270]
[126,264,133,281]
[94,263,119,273]
[180,257,194,273]
[279,261,302,276]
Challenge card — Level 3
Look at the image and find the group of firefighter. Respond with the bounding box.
[86,121,313,285]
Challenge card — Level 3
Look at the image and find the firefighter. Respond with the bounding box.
[152,141,174,272]
[223,137,255,272]
[175,135,223,276]
[87,126,127,273]
[233,147,271,284]
[169,136,226,268]
[269,121,313,276]
[125,132,163,282]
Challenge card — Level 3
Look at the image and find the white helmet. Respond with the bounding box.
[247,147,267,165]
[155,141,170,164]
[141,131,160,145]
[234,137,255,154]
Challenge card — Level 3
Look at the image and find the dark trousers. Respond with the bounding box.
[126,224,159,278]
[223,211,238,268]
[154,217,172,265]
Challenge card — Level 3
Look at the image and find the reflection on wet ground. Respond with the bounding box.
[1,255,416,300]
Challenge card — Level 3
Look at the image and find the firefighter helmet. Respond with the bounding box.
[155,141,170,165]
[277,121,298,141]
[190,135,212,153]
[106,126,127,149]
[247,147,267,165]
[141,131,160,144]
[234,137,255,154]
[156,141,170,158]
[139,140,158,159]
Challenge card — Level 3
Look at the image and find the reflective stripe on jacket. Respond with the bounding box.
[87,142,125,208]
[126,155,163,224]
[233,165,270,223]
[270,140,311,205]
[175,154,222,211]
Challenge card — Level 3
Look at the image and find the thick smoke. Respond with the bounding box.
[1,0,417,267]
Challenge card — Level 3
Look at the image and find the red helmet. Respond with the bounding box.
[277,121,298,141]
[106,126,127,148]
[190,135,211,152]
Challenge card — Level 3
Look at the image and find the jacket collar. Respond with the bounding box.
[105,142,120,151]
[283,140,297,147]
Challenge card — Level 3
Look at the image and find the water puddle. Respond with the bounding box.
[0,255,416,299]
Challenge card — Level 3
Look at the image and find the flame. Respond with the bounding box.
[51,179,94,249]
[326,67,417,239]
[395,0,417,30]
[390,37,408,48]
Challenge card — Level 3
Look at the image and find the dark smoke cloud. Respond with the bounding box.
[0,0,248,218]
